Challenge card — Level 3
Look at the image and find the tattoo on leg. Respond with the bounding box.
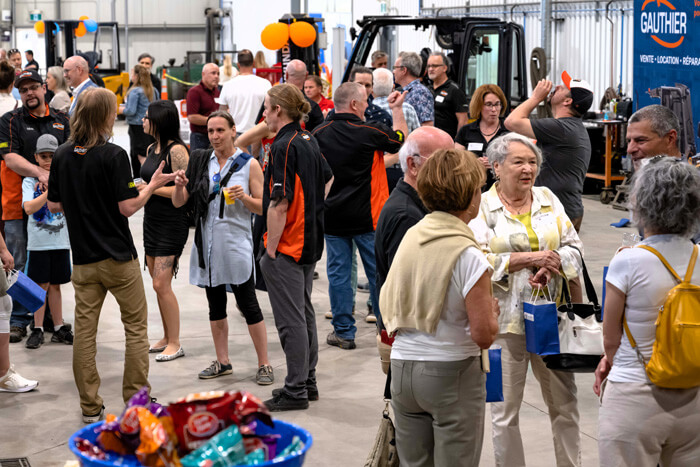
[155,257,175,277]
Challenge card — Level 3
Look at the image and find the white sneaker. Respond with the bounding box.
[0,365,38,392]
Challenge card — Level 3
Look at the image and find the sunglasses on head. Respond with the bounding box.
[8,49,19,55]
[212,172,221,194]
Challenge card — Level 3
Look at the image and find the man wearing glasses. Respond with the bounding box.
[63,55,98,115]
[427,52,468,138]
[392,51,434,127]
[0,69,70,343]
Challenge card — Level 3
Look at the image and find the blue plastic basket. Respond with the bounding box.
[6,270,46,313]
[69,419,313,467]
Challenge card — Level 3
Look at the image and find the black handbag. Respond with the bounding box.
[543,246,604,373]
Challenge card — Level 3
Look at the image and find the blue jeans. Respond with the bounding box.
[326,232,378,340]
[189,131,210,151]
[5,219,31,328]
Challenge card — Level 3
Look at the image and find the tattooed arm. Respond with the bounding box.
[152,144,190,198]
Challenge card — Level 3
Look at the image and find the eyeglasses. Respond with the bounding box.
[18,84,41,94]
[212,172,221,195]
[392,65,405,70]
[143,115,150,120]
[484,102,502,108]
[426,64,445,69]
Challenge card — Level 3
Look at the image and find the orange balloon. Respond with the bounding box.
[34,20,45,34]
[261,23,289,50]
[79,15,89,20]
[75,22,87,37]
[289,21,317,48]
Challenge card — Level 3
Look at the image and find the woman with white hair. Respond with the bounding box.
[595,157,700,466]
[46,66,71,113]
[470,132,584,466]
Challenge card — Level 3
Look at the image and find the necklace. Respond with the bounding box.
[480,122,500,137]
[497,188,531,215]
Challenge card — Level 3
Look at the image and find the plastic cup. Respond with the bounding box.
[223,190,235,205]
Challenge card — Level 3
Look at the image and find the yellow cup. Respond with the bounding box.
[223,190,235,205]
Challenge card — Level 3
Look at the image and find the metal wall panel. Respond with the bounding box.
[384,0,633,105]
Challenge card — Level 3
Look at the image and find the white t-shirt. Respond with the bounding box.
[391,246,492,361]
[0,93,20,116]
[219,74,271,132]
[606,234,700,383]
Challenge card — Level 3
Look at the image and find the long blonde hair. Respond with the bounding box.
[223,55,234,78]
[69,87,117,149]
[127,64,156,102]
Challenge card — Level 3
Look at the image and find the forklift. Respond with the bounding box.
[342,15,528,112]
[42,20,130,106]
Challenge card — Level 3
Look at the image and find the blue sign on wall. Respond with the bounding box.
[633,0,700,156]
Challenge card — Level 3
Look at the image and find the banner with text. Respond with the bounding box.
[634,0,700,156]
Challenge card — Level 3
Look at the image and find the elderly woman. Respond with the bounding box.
[380,148,499,467]
[456,84,510,190]
[469,132,583,467]
[46,66,71,113]
[594,157,700,466]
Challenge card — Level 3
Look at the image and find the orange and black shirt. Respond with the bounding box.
[0,104,70,220]
[312,112,404,236]
[263,121,332,265]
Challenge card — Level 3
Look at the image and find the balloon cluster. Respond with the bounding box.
[260,20,317,50]
[34,16,98,36]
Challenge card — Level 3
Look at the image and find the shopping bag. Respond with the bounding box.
[6,270,46,313]
[523,287,560,355]
[484,347,503,403]
[601,266,608,319]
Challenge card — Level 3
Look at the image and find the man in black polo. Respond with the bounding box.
[374,126,454,370]
[427,52,468,138]
[313,82,407,349]
[0,69,70,343]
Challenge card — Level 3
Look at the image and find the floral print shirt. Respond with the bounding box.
[404,79,435,124]
[469,185,583,334]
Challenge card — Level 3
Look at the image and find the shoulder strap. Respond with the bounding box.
[636,245,681,282]
[683,245,699,283]
[562,245,600,310]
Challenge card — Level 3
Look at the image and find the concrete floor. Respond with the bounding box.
[0,121,633,466]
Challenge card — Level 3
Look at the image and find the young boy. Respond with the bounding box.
[22,134,73,349]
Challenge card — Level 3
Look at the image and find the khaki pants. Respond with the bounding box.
[72,258,150,415]
[599,380,700,466]
[391,357,485,467]
[490,333,581,467]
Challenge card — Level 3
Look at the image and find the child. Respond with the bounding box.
[22,134,73,349]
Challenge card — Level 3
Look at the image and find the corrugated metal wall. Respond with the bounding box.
[384,0,633,107]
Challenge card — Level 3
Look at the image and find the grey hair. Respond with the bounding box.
[629,105,680,149]
[398,52,422,78]
[398,137,421,173]
[47,66,69,92]
[486,133,543,176]
[629,156,700,236]
[372,68,394,97]
[371,50,388,62]
[333,82,364,110]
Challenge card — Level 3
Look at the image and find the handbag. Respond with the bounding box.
[484,347,504,403]
[365,370,399,467]
[6,269,47,313]
[523,286,560,355]
[543,246,604,372]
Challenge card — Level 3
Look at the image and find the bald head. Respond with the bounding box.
[201,62,220,90]
[286,59,308,89]
[64,55,90,87]
[398,127,454,186]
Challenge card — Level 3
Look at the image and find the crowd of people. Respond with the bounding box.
[0,46,698,467]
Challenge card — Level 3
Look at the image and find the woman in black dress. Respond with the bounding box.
[141,100,190,362]
[455,84,510,190]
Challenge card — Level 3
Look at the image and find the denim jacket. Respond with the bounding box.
[123,86,158,125]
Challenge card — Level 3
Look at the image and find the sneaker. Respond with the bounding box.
[324,310,333,319]
[264,391,309,412]
[9,325,26,343]
[51,326,74,345]
[313,271,319,280]
[326,331,356,350]
[256,365,274,385]
[357,282,370,293]
[365,313,377,324]
[198,360,233,379]
[82,406,105,424]
[0,365,38,392]
[272,386,319,401]
[25,328,44,349]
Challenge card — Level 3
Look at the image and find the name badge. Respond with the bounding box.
[467,143,484,152]
[532,212,555,230]
[435,95,445,103]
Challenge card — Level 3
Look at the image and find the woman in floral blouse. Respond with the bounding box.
[469,132,584,467]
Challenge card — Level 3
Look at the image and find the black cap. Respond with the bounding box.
[14,69,43,88]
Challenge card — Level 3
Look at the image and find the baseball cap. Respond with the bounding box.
[562,70,593,115]
[14,69,43,88]
[35,134,58,154]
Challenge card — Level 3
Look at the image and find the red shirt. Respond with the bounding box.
[318,96,334,113]
[186,81,220,135]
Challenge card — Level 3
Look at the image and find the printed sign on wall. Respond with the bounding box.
[634,0,700,157]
